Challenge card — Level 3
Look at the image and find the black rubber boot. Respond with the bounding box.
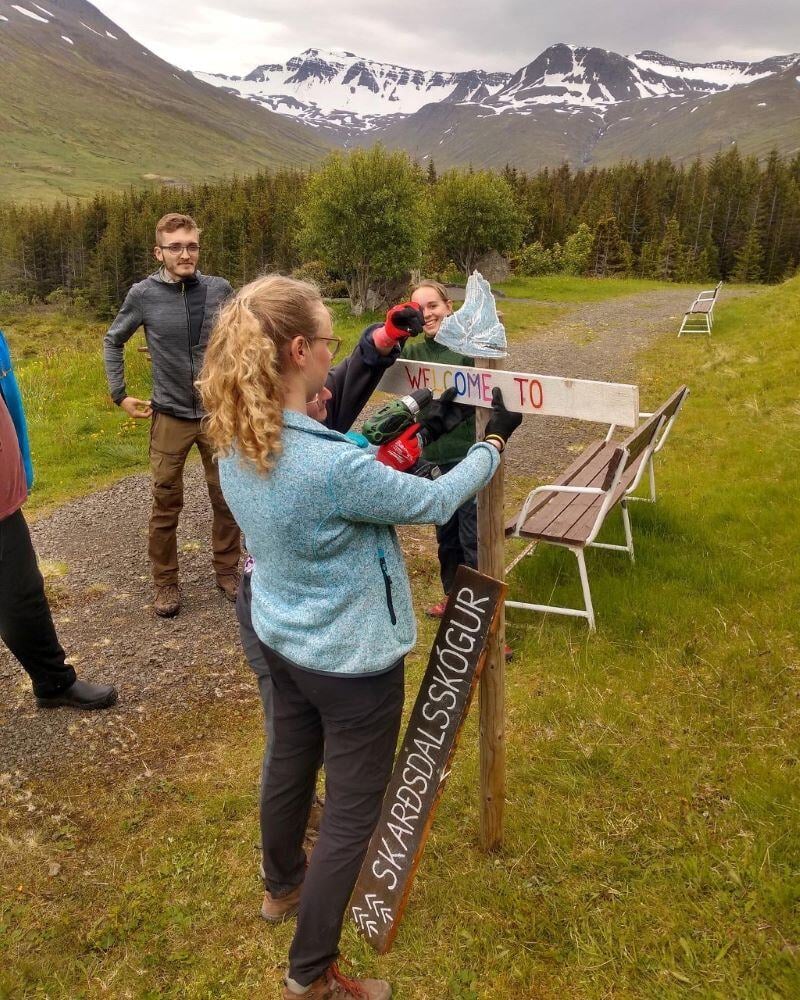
[36,679,118,710]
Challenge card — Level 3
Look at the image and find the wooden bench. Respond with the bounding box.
[604,385,690,504]
[504,386,689,630]
[678,281,722,336]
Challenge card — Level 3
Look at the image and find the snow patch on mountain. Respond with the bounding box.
[195,42,800,137]
[196,47,510,134]
[12,5,50,23]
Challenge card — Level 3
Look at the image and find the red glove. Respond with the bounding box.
[373,302,424,352]
[376,424,423,472]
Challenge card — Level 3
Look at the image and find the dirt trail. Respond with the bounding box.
[0,287,745,790]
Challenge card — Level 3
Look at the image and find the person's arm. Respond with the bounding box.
[102,287,150,417]
[323,325,400,433]
[0,333,33,489]
[329,440,500,527]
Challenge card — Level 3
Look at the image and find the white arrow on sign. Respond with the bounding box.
[351,906,378,936]
[377,359,639,428]
[365,893,393,924]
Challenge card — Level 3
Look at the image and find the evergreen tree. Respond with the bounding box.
[590,216,632,277]
[656,217,685,281]
[732,224,764,282]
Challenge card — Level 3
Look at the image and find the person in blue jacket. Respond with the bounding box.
[235,300,425,899]
[197,275,520,1000]
[0,331,117,709]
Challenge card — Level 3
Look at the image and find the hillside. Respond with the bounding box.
[366,65,800,170]
[0,0,330,202]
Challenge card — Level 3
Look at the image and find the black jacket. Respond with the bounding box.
[322,324,399,432]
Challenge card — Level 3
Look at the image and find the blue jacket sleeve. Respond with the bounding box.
[0,332,34,489]
[328,441,499,526]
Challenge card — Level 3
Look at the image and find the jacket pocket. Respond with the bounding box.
[377,547,397,625]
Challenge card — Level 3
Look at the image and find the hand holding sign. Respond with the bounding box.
[483,387,522,451]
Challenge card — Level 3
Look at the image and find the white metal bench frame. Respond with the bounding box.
[603,387,690,504]
[505,416,666,631]
[678,281,722,336]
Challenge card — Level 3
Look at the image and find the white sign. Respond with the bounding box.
[378,359,639,428]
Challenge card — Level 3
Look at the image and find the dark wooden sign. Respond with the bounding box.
[350,565,506,953]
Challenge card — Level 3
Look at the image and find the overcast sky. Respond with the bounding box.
[95,0,799,76]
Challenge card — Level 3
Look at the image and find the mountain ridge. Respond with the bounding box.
[196,42,800,132]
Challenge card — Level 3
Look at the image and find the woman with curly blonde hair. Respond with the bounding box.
[198,273,520,1000]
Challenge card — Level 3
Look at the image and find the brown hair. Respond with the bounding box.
[155,212,200,243]
[197,274,325,474]
[411,279,451,304]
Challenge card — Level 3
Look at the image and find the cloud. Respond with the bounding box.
[96,0,799,75]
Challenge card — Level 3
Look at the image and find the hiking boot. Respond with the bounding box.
[154,584,180,618]
[216,573,239,603]
[261,882,302,923]
[36,679,118,711]
[425,598,448,619]
[283,962,391,999]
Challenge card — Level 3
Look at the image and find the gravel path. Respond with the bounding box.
[502,287,702,480]
[0,287,746,792]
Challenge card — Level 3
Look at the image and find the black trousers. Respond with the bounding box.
[0,509,76,697]
[435,462,478,594]
[258,641,404,986]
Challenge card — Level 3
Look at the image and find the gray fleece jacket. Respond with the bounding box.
[103,269,233,420]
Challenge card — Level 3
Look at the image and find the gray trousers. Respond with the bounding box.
[258,641,404,985]
[236,571,276,868]
[236,570,323,870]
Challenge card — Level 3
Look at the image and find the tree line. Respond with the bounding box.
[1,146,798,316]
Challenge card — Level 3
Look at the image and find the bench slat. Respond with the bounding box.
[504,440,608,534]
[512,444,623,541]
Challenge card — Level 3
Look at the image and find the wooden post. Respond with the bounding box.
[475,357,506,851]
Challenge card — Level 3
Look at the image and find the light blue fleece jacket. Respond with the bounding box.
[219,410,500,676]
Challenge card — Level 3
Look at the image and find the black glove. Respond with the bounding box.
[483,387,522,450]
[419,386,473,443]
[384,302,425,341]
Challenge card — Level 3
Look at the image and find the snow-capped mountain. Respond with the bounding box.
[196,43,799,134]
[194,48,511,135]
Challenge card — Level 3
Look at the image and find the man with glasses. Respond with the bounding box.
[103,213,239,618]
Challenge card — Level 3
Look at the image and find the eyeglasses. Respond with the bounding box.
[310,336,342,359]
[159,243,201,255]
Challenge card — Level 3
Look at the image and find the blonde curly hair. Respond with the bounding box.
[197,274,325,474]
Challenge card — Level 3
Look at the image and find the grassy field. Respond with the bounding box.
[1,279,798,998]
[496,275,696,301]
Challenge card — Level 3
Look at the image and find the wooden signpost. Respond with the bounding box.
[350,566,506,953]
[378,359,639,428]
[351,272,639,936]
